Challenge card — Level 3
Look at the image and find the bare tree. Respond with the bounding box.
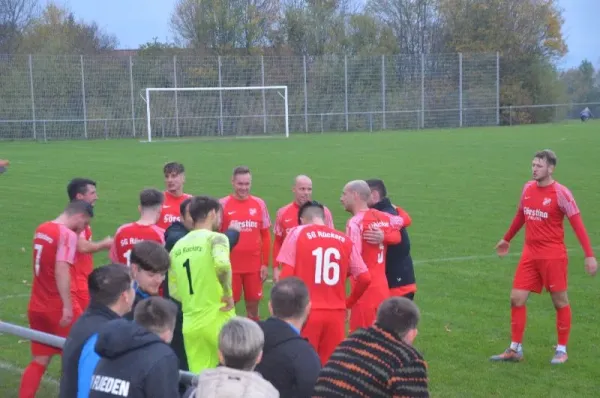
[0,0,39,52]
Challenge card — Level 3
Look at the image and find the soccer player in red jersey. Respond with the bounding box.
[67,178,113,312]
[341,180,404,332]
[219,166,271,321]
[491,150,597,365]
[157,162,193,230]
[110,188,166,266]
[19,200,94,398]
[272,175,335,282]
[277,201,372,365]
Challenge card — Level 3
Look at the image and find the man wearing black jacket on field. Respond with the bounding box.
[164,196,241,378]
[89,296,180,398]
[255,277,321,398]
[366,179,417,300]
[59,264,135,398]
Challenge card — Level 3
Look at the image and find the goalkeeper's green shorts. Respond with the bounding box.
[182,313,234,373]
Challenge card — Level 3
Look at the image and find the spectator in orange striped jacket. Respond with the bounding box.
[312,297,429,398]
[366,179,417,300]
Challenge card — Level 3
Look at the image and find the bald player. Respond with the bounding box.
[273,175,334,282]
[341,180,404,331]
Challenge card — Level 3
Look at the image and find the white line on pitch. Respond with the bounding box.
[0,293,29,301]
[0,359,59,386]
[413,245,600,265]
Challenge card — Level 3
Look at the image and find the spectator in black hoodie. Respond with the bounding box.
[255,277,321,398]
[59,264,135,398]
[124,240,171,320]
[89,296,180,398]
[163,197,242,377]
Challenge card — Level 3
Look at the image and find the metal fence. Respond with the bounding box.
[0,52,503,140]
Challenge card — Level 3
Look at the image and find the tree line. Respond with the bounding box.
[1,0,599,135]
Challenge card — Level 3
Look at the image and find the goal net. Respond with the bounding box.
[144,86,289,142]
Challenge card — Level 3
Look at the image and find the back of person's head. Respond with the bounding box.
[376,297,420,344]
[298,200,326,225]
[133,296,178,344]
[179,197,193,229]
[188,195,221,229]
[218,316,265,371]
[269,277,311,323]
[365,179,387,204]
[139,188,164,210]
[130,241,170,295]
[88,264,134,316]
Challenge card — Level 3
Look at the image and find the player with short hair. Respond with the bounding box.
[67,178,113,312]
[20,200,94,398]
[157,162,193,230]
[272,175,335,283]
[110,188,166,266]
[341,180,404,332]
[220,166,271,321]
[366,178,417,300]
[169,196,236,373]
[277,201,371,365]
[491,149,597,364]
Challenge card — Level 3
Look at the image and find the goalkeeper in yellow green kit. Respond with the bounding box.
[169,195,236,373]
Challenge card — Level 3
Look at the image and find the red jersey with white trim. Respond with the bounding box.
[518,180,580,259]
[346,209,403,302]
[220,195,271,273]
[29,221,78,312]
[276,224,368,310]
[157,191,192,230]
[109,222,165,266]
[73,225,93,293]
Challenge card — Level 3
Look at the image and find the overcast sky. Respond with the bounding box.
[50,0,599,69]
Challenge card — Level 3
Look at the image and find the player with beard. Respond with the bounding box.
[491,149,597,364]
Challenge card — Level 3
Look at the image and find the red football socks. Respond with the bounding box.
[19,361,46,398]
[511,306,527,344]
[556,305,572,347]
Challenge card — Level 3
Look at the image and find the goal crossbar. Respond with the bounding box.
[144,86,289,142]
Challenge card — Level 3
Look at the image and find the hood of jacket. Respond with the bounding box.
[94,318,165,360]
[260,317,305,352]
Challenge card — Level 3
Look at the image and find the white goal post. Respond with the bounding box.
[144,86,289,142]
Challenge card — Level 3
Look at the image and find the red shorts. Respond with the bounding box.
[301,309,346,366]
[28,306,82,356]
[232,272,263,303]
[349,303,378,333]
[513,257,568,294]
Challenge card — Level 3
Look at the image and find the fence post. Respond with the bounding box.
[129,56,136,137]
[381,55,386,130]
[80,55,88,139]
[496,51,500,125]
[28,54,36,140]
[344,55,349,131]
[218,56,224,136]
[261,55,267,134]
[420,53,425,129]
[303,56,308,133]
[173,55,180,137]
[459,52,463,127]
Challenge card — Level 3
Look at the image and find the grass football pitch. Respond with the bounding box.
[1,123,600,397]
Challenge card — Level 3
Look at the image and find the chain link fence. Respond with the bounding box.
[1,52,588,141]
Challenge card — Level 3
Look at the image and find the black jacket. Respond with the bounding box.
[88,318,180,398]
[59,303,121,398]
[255,317,321,398]
[123,287,151,321]
[164,221,241,252]
[372,197,416,289]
